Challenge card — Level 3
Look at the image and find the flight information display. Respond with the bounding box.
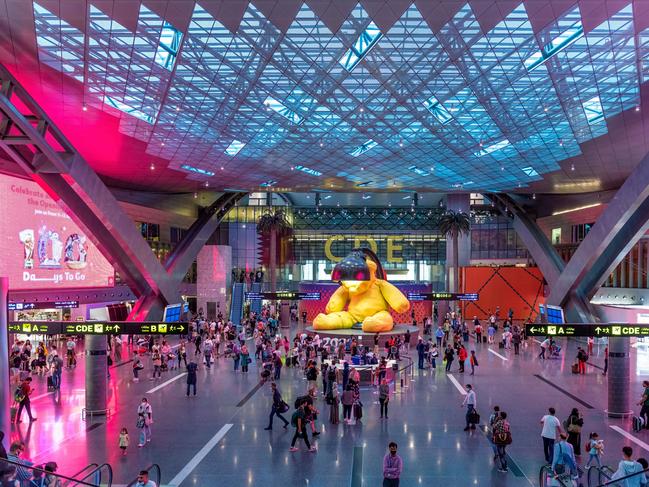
[8,321,188,335]
[245,292,321,301]
[8,300,79,310]
[526,324,649,337]
[407,292,479,302]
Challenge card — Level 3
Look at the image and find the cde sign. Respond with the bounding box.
[324,235,405,263]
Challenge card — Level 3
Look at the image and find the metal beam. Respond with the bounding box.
[548,151,649,308]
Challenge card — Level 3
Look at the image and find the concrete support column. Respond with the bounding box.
[607,337,633,418]
[197,245,231,318]
[280,301,290,329]
[0,277,10,435]
[85,335,108,415]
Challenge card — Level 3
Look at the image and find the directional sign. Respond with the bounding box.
[407,292,479,302]
[245,292,321,301]
[9,321,189,335]
[9,300,79,311]
[525,324,649,337]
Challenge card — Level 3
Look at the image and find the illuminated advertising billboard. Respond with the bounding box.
[0,176,114,289]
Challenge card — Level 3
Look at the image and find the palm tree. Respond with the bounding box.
[257,209,291,292]
[438,210,471,293]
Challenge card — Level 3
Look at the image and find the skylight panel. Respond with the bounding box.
[474,139,511,157]
[424,95,453,125]
[583,96,604,124]
[350,139,378,157]
[339,21,382,72]
[521,166,539,177]
[154,22,183,70]
[294,165,322,176]
[408,165,429,176]
[264,96,304,125]
[180,164,215,176]
[225,140,246,156]
[524,20,584,72]
[103,95,155,124]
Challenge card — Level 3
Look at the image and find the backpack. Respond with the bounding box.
[294,395,309,409]
[290,410,300,427]
[14,387,25,403]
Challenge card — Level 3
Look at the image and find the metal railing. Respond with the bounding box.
[0,458,99,487]
[539,464,574,487]
[63,463,113,487]
[588,464,649,486]
[125,464,161,487]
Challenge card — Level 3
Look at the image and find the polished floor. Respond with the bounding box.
[7,331,649,486]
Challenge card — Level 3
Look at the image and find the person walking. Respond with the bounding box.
[576,347,588,374]
[585,432,603,468]
[611,446,647,485]
[512,329,521,355]
[469,350,479,375]
[379,378,390,419]
[150,350,162,380]
[541,407,562,463]
[458,345,468,373]
[289,400,316,452]
[265,382,289,430]
[444,345,454,372]
[416,338,426,369]
[552,433,578,481]
[539,338,550,360]
[382,442,403,487]
[565,408,583,456]
[492,411,512,473]
[462,384,477,431]
[435,326,444,348]
[15,377,36,423]
[136,398,153,447]
[329,380,340,425]
[186,360,198,396]
[240,344,250,373]
[342,384,354,424]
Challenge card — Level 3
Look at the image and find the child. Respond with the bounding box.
[586,432,603,467]
[167,352,177,371]
[470,350,479,376]
[119,427,129,455]
[132,355,143,382]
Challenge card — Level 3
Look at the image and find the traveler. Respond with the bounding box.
[458,345,467,373]
[552,433,577,480]
[435,326,444,348]
[539,338,550,359]
[462,384,477,431]
[137,398,153,447]
[329,380,340,425]
[638,381,649,429]
[135,470,157,487]
[132,355,144,382]
[265,382,289,430]
[585,432,603,468]
[240,344,250,373]
[611,446,647,486]
[565,407,583,455]
[576,347,588,374]
[541,407,562,463]
[290,401,316,452]
[7,441,33,485]
[416,338,426,369]
[342,384,354,424]
[493,411,512,473]
[512,329,521,355]
[603,345,608,375]
[379,378,390,419]
[186,361,198,397]
[382,442,403,487]
[150,350,162,380]
[15,377,36,423]
[444,345,454,372]
[469,350,479,375]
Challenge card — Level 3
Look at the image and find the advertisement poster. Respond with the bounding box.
[1,176,114,290]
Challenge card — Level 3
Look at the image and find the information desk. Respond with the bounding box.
[8,321,188,335]
[407,292,479,302]
[244,291,321,301]
[526,323,649,337]
[322,358,397,385]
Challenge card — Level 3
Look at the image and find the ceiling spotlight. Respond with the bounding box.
[360,167,365,171]
[532,193,536,200]
[161,142,165,146]
[204,181,209,187]
[399,140,404,147]
[175,106,180,112]
[290,166,294,171]
[82,103,87,112]
[149,163,155,170]
[559,140,563,146]
[220,166,224,170]
[636,105,641,112]
[501,166,505,171]
[359,107,364,113]
[543,106,548,112]
[319,142,324,147]
[570,164,575,171]
[193,192,198,199]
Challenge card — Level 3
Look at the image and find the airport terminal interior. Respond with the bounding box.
[2,0,649,485]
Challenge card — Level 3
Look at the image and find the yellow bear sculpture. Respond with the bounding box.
[313,249,410,333]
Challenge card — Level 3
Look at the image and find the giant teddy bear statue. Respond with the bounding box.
[313,249,410,333]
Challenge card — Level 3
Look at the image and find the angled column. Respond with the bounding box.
[548,151,649,312]
[85,335,108,416]
[607,337,632,418]
[0,277,9,435]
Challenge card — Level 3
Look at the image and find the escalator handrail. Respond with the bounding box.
[587,465,615,486]
[74,462,113,487]
[65,463,99,484]
[125,463,161,487]
[0,458,98,486]
[539,464,573,487]
[596,466,649,486]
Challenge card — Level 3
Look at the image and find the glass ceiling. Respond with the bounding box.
[31,1,648,190]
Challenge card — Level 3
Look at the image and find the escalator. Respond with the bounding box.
[250,282,262,316]
[0,459,112,486]
[229,282,245,325]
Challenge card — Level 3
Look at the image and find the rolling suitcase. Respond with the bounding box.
[482,336,487,343]
[47,375,55,391]
[498,341,505,350]
[571,363,579,374]
[633,416,645,432]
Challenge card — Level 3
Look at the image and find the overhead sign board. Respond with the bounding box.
[245,292,321,301]
[9,300,79,310]
[8,321,188,335]
[526,324,649,337]
[408,292,479,302]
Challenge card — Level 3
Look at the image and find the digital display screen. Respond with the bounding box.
[526,324,649,337]
[407,292,479,302]
[8,321,188,335]
[8,300,79,310]
[163,303,188,322]
[539,304,565,324]
[0,176,115,290]
[245,292,321,301]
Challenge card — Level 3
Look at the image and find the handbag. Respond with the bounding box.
[278,401,289,413]
[554,444,566,474]
[136,417,145,429]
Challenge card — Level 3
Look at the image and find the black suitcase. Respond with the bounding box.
[47,375,55,391]
[633,416,645,432]
[498,341,505,350]
[482,336,487,343]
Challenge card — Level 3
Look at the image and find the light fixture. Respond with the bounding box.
[532,193,536,200]
[552,203,601,216]
[359,107,364,113]
[501,166,505,171]
[149,163,155,170]
[161,142,165,146]
[204,181,209,187]
[399,140,404,147]
[82,103,87,112]
[175,106,180,112]
[570,164,575,171]
[220,166,224,170]
[193,192,198,199]
[636,106,641,112]
[319,142,324,147]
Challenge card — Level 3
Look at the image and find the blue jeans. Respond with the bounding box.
[586,453,601,467]
[234,357,240,371]
[418,354,425,369]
